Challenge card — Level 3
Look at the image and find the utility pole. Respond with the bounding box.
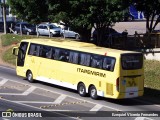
[2,0,7,34]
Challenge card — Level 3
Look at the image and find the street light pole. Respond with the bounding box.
[2,0,7,34]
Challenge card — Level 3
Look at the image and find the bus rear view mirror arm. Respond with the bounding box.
[12,47,19,56]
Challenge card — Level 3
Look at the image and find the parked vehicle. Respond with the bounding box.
[92,27,125,47]
[61,27,80,39]
[37,23,61,37]
[0,21,16,33]
[14,22,36,35]
[92,27,122,40]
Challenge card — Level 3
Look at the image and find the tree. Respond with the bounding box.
[89,0,130,45]
[133,0,160,33]
[46,0,93,42]
[8,0,130,46]
[7,0,48,24]
[47,0,130,45]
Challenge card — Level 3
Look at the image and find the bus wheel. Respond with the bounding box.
[26,71,34,83]
[78,83,87,97]
[89,86,98,100]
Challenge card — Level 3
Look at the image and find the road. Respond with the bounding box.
[0,65,160,120]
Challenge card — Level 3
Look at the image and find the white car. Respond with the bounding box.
[37,23,61,36]
[61,27,80,39]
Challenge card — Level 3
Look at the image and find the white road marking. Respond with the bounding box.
[90,104,103,111]
[0,66,15,71]
[53,94,67,104]
[44,109,78,111]
[0,77,122,111]
[0,79,8,86]
[0,93,23,95]
[0,86,36,96]
[22,86,37,95]
[12,101,55,104]
[0,98,81,120]
[2,118,10,120]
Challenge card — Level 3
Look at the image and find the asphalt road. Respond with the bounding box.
[0,65,160,120]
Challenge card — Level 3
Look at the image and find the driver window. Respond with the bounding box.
[44,26,48,30]
[17,42,28,66]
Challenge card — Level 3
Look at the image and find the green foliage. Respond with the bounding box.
[144,60,160,90]
[47,0,131,45]
[7,0,48,24]
[1,34,35,46]
[2,47,16,65]
[1,34,72,47]
[8,0,131,44]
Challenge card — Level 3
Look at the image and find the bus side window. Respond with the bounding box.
[51,48,55,59]
[35,45,40,56]
[39,46,46,58]
[46,47,52,59]
[59,49,69,62]
[69,51,79,64]
[28,44,36,55]
[79,53,91,66]
[54,49,69,62]
[103,57,116,71]
[39,46,52,58]
[90,55,103,69]
[28,44,40,56]
[54,49,60,60]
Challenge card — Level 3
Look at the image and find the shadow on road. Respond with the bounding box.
[98,87,160,106]
[28,79,160,107]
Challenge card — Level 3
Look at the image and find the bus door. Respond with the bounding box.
[37,46,55,79]
[119,54,144,98]
[16,42,29,76]
[26,43,42,78]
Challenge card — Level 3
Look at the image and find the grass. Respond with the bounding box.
[1,34,37,46]
[144,60,160,90]
[2,47,16,65]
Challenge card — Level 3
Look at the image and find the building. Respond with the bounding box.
[0,0,16,22]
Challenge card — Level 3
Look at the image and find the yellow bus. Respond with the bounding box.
[12,38,144,99]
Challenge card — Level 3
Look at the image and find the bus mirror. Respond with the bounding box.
[12,47,18,56]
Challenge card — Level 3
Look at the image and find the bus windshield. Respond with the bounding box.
[121,54,143,70]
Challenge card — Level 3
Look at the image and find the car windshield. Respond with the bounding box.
[49,24,58,29]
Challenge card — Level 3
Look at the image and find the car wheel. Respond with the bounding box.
[26,71,34,83]
[75,34,80,40]
[89,85,98,100]
[78,83,87,97]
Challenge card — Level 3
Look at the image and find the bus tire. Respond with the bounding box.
[26,71,34,83]
[89,85,98,100]
[78,83,87,97]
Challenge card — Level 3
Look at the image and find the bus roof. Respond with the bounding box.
[21,38,140,56]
